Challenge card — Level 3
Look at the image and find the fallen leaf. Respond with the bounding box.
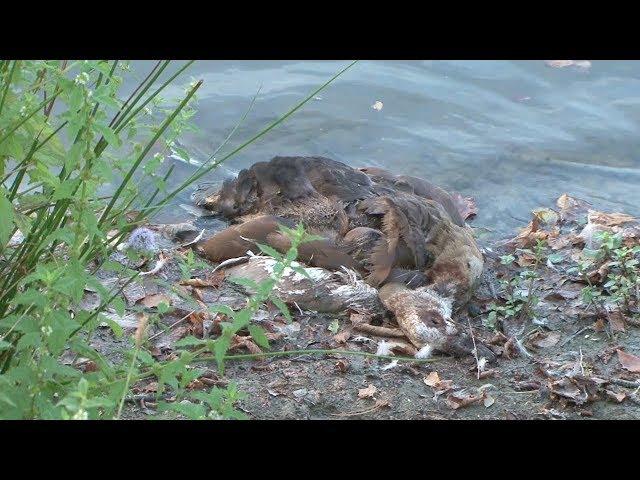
[137,293,171,308]
[617,349,640,373]
[333,327,352,344]
[423,371,441,387]
[548,377,588,405]
[444,389,485,410]
[606,389,626,403]
[450,193,478,220]
[507,213,559,248]
[483,394,495,408]
[608,311,626,333]
[588,210,635,227]
[327,319,340,334]
[529,331,561,349]
[349,312,371,325]
[533,207,559,226]
[358,384,378,399]
[334,359,349,373]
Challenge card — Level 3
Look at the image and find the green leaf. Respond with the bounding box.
[208,304,235,317]
[247,324,270,349]
[547,253,564,264]
[270,297,292,322]
[256,242,282,260]
[327,319,339,334]
[174,336,206,348]
[51,178,81,201]
[213,336,231,374]
[229,276,259,290]
[112,297,126,316]
[159,400,206,420]
[0,188,15,247]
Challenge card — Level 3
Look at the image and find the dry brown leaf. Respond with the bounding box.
[548,233,582,250]
[423,371,441,387]
[423,372,455,395]
[349,312,371,325]
[137,293,171,308]
[450,192,478,220]
[593,318,606,332]
[444,390,485,410]
[507,213,559,248]
[548,377,588,405]
[529,331,561,349]
[606,389,626,403]
[588,210,635,227]
[333,327,353,344]
[608,311,626,333]
[334,359,349,373]
[358,384,378,399]
[187,312,205,337]
[557,193,580,211]
[617,349,640,373]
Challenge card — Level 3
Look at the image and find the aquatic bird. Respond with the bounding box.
[194,156,484,358]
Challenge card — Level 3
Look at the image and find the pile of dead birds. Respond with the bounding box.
[86,158,640,418]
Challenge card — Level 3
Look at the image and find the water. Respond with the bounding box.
[131,60,640,237]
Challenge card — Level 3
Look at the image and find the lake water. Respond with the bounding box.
[131,60,640,237]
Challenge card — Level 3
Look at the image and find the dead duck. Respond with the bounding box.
[358,166,466,227]
[194,156,484,358]
[197,214,362,272]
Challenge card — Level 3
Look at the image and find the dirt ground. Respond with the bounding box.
[90,197,640,420]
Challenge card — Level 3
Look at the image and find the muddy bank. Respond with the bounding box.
[90,194,640,420]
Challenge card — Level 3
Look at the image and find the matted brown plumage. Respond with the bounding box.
[195,156,485,359]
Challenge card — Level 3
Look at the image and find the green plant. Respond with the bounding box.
[568,231,640,316]
[0,59,357,419]
[176,249,209,280]
[486,240,546,330]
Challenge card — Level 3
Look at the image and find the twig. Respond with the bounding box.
[330,401,387,417]
[560,326,592,347]
[148,310,196,340]
[468,318,481,379]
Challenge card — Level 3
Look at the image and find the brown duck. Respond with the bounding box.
[195,156,484,358]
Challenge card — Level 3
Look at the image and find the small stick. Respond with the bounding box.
[148,310,196,341]
[468,318,481,379]
[560,326,592,347]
